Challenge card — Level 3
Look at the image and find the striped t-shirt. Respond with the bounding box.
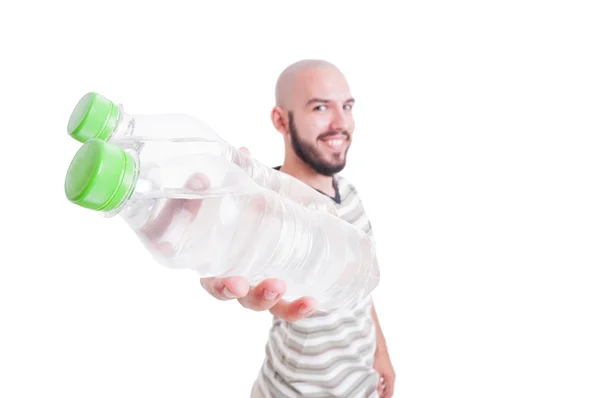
[253,172,379,397]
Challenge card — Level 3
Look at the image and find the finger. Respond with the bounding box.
[140,173,209,240]
[239,146,250,155]
[156,173,208,219]
[181,173,210,214]
[386,382,394,397]
[200,276,249,300]
[379,377,392,398]
[380,387,388,398]
[269,296,317,322]
[237,278,286,311]
[378,378,385,396]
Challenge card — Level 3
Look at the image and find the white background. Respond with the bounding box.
[1,1,599,397]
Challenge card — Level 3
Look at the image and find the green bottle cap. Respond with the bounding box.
[65,139,137,211]
[67,92,121,143]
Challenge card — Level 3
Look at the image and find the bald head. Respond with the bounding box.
[275,59,343,109]
[271,59,355,177]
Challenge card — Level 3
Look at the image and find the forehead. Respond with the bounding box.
[293,67,352,105]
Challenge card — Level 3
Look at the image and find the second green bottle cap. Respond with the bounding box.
[64,139,137,212]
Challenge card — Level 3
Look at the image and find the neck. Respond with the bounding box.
[280,153,335,197]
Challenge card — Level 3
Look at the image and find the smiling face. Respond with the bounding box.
[276,63,355,176]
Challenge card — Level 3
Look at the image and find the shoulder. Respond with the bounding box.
[334,174,361,201]
[334,174,374,235]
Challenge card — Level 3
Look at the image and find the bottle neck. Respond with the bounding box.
[111,107,135,140]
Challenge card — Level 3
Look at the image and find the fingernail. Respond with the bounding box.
[263,290,278,300]
[223,287,237,298]
[298,304,312,314]
[189,178,206,190]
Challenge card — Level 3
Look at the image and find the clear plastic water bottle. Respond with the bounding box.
[64,139,380,310]
[66,92,339,217]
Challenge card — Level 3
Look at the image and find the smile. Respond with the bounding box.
[320,136,348,150]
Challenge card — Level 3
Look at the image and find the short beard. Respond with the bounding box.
[288,111,349,176]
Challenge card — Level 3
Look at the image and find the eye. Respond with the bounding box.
[313,105,327,111]
[343,104,353,110]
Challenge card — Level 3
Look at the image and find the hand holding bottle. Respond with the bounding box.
[136,147,317,321]
[64,138,379,314]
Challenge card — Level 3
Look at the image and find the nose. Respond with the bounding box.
[330,106,352,132]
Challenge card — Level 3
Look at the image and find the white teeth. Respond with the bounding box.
[324,139,344,147]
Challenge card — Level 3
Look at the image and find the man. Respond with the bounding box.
[199,59,395,397]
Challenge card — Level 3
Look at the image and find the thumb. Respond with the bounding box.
[239,146,250,155]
